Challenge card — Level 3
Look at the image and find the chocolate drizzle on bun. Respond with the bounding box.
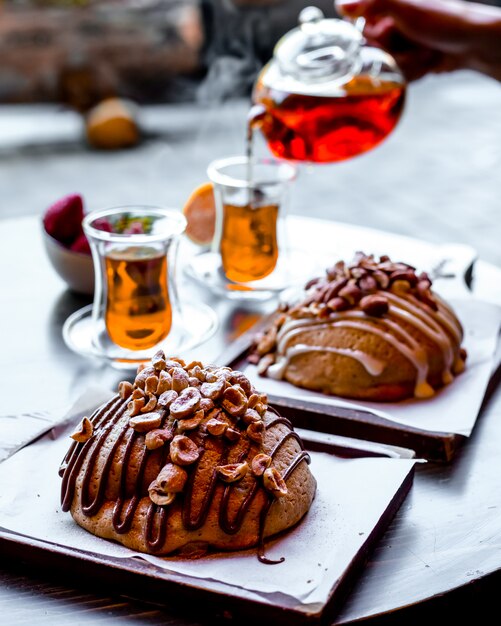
[60,355,316,561]
[252,253,467,401]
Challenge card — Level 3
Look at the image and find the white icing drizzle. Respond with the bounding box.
[384,292,455,384]
[268,288,464,398]
[267,343,386,380]
[427,293,464,344]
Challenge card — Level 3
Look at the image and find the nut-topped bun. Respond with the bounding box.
[252,253,467,402]
[59,355,316,560]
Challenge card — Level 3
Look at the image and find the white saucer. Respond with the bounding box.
[185,249,315,300]
[63,302,218,369]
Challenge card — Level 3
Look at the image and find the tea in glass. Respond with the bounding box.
[207,157,296,287]
[220,201,279,283]
[83,206,185,356]
[104,247,172,350]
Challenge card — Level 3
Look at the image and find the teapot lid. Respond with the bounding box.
[274,6,363,83]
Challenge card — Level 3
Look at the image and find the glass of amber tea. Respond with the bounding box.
[206,156,296,295]
[82,206,186,358]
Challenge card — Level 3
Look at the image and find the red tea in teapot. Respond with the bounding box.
[251,74,405,163]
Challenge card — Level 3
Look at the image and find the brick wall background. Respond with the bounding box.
[0,1,202,105]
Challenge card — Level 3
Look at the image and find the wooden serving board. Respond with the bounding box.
[215,244,499,463]
[218,322,464,463]
[0,431,414,626]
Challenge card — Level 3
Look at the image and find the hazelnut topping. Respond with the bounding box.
[129,411,164,433]
[360,294,389,317]
[251,453,272,477]
[115,354,305,515]
[206,418,228,436]
[169,387,201,420]
[156,463,188,493]
[263,467,288,497]
[222,385,248,417]
[145,375,159,395]
[70,416,93,443]
[148,488,176,507]
[152,349,167,371]
[145,428,173,450]
[118,381,133,400]
[156,370,173,395]
[169,435,200,466]
[251,252,442,364]
[216,462,249,483]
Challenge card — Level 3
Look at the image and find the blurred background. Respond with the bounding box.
[1,0,501,264]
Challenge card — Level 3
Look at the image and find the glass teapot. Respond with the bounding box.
[250,6,406,163]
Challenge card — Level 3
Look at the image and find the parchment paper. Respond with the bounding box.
[0,391,415,608]
[242,298,501,437]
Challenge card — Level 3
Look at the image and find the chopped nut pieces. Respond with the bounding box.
[230,371,252,395]
[156,370,173,395]
[199,397,214,412]
[200,379,225,400]
[251,253,442,366]
[157,389,178,409]
[145,428,172,450]
[128,397,145,416]
[177,409,204,432]
[190,365,206,381]
[263,467,288,497]
[253,402,267,417]
[124,354,296,510]
[145,375,159,395]
[305,253,435,317]
[206,418,228,436]
[172,367,190,392]
[251,453,272,477]
[242,408,261,425]
[141,394,157,413]
[70,416,93,443]
[391,279,411,293]
[247,421,265,444]
[170,387,201,419]
[224,427,241,442]
[360,294,389,317]
[338,283,362,305]
[222,385,248,417]
[148,488,176,507]
[118,380,133,400]
[216,462,249,483]
[248,393,260,409]
[170,435,200,465]
[327,296,349,312]
[156,463,188,493]
[135,366,155,390]
[152,349,167,371]
[129,411,163,432]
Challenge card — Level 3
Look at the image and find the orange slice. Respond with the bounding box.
[182,182,216,246]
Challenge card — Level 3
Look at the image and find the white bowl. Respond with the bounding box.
[42,226,95,295]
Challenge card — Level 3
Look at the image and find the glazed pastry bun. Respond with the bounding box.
[60,354,316,560]
[252,253,466,402]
